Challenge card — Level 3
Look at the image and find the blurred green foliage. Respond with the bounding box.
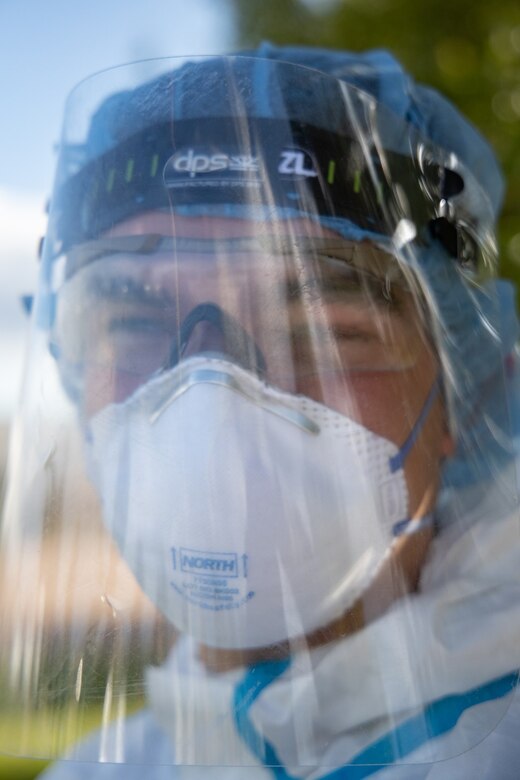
[231,0,520,283]
[0,756,48,780]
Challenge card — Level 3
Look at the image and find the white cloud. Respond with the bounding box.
[0,188,47,418]
[0,188,46,270]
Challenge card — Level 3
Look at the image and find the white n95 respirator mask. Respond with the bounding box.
[84,355,433,650]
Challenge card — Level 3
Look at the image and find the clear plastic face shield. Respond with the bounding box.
[1,56,518,770]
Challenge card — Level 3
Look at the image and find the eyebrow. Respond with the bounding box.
[287,264,403,314]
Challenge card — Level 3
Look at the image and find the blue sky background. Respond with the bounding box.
[0,0,235,419]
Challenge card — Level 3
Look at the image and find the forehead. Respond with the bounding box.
[104,212,340,240]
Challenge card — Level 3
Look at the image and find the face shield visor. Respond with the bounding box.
[1,56,518,771]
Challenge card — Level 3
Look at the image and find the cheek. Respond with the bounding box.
[84,366,145,418]
[297,359,438,445]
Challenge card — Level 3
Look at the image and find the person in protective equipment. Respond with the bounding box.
[2,44,520,779]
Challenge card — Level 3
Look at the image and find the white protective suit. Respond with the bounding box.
[38,463,520,779]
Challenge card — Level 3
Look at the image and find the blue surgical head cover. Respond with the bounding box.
[66,44,520,514]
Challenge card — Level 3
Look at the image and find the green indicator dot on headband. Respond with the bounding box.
[106,169,116,193]
[125,159,135,183]
[327,160,336,185]
[150,154,159,177]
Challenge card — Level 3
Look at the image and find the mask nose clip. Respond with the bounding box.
[168,302,267,376]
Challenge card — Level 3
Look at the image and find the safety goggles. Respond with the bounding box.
[50,230,428,409]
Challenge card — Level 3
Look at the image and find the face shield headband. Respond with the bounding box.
[46,116,485,274]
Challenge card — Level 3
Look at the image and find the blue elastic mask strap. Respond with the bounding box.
[389,378,440,474]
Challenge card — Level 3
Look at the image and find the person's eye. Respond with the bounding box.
[285,278,320,301]
[330,325,379,342]
[341,277,396,307]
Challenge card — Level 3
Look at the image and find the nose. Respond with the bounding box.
[168,302,267,376]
